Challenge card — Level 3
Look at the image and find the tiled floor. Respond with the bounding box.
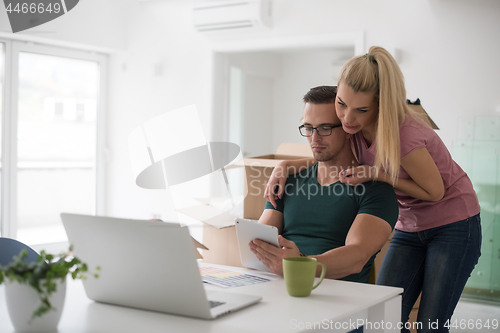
[449,299,500,333]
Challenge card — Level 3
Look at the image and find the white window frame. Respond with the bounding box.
[0,38,108,241]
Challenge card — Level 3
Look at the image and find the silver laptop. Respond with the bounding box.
[61,213,262,320]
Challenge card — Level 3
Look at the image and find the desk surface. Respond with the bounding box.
[0,265,403,333]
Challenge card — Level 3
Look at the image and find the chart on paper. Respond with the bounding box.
[199,265,271,288]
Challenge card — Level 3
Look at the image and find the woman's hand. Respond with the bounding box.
[339,148,445,202]
[264,161,288,208]
[339,165,386,186]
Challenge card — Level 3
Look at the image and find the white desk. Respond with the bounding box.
[0,266,403,333]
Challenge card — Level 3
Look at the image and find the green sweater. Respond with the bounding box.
[265,164,398,283]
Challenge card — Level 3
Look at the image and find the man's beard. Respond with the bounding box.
[312,150,332,162]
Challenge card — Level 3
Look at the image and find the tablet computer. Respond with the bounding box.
[235,218,279,272]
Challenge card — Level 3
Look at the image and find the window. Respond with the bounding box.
[0,40,107,247]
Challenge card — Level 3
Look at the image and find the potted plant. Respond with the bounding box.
[0,246,99,332]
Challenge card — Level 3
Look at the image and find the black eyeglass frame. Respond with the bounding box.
[298,124,343,137]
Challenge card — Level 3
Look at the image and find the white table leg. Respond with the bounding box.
[365,295,402,333]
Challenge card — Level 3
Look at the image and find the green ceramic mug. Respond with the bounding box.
[283,257,326,297]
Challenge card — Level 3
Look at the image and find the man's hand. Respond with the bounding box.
[249,235,300,276]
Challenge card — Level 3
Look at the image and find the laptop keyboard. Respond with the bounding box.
[209,300,226,308]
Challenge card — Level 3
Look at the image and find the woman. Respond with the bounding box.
[265,46,481,333]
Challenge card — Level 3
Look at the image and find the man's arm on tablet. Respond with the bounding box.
[251,213,391,278]
[251,209,301,275]
[311,213,392,279]
[257,208,284,234]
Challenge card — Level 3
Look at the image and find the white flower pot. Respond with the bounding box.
[4,277,66,333]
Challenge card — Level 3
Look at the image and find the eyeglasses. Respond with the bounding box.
[298,124,342,137]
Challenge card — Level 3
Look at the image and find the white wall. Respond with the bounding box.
[227,52,281,157]
[105,0,500,219]
[241,75,272,157]
[0,0,132,51]
[272,48,354,149]
[3,0,499,220]
[106,1,214,220]
[227,48,354,153]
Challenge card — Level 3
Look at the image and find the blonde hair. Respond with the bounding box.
[337,46,414,184]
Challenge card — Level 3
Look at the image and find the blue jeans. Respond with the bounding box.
[377,214,481,333]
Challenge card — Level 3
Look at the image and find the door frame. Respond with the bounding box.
[209,32,365,143]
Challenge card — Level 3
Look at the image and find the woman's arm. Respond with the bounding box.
[340,147,445,201]
[393,147,445,201]
[264,158,317,208]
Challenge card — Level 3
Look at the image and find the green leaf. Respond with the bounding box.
[0,245,100,320]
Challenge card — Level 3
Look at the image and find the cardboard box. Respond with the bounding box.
[406,99,439,130]
[178,198,246,267]
[192,237,208,259]
[232,142,313,219]
[408,309,419,333]
[178,142,313,266]
[201,223,243,267]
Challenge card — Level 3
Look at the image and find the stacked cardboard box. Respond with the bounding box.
[178,142,313,267]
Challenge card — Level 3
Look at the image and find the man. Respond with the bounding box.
[249,86,398,283]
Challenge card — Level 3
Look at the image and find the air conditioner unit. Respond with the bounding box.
[192,0,272,32]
